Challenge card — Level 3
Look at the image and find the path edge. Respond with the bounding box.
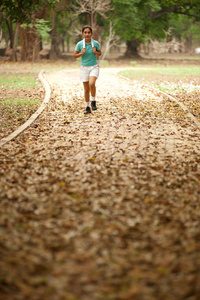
[116,72,200,129]
[0,70,51,147]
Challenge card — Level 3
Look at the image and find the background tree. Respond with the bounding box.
[101,21,121,60]
[169,14,200,53]
[1,0,200,61]
[0,0,42,60]
[110,0,200,57]
[48,0,73,59]
[109,0,146,58]
[0,0,60,61]
[71,0,111,40]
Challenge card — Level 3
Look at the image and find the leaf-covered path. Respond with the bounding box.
[0,68,200,300]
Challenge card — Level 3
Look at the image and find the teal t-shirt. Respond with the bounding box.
[75,39,100,67]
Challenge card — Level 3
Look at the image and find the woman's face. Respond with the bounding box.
[82,28,93,41]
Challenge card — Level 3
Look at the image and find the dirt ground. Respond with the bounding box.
[0,87,44,139]
[0,58,200,139]
[0,60,200,300]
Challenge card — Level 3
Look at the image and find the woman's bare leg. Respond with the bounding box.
[89,76,97,97]
[83,81,91,114]
[83,81,90,102]
[89,76,97,110]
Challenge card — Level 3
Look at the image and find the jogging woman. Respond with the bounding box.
[74,25,101,114]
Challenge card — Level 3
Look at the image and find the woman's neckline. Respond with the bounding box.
[85,38,92,45]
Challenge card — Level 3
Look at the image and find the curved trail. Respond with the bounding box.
[42,68,200,161]
[0,68,200,300]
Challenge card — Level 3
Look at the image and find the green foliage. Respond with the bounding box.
[109,0,169,45]
[35,19,51,40]
[0,0,60,22]
[2,0,200,59]
[169,14,200,44]
[158,0,200,19]
[1,0,40,22]
[109,0,200,52]
[110,0,143,41]
[21,19,51,41]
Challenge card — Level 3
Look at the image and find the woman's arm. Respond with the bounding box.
[74,48,86,58]
[92,48,101,56]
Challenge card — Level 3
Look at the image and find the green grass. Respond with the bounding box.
[1,98,39,107]
[1,98,40,121]
[130,61,137,67]
[119,66,200,78]
[0,72,42,124]
[1,102,40,127]
[0,73,41,89]
[118,66,200,93]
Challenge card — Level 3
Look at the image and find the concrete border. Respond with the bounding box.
[0,70,51,147]
[116,73,200,129]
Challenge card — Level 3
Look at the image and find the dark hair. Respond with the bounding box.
[82,25,92,33]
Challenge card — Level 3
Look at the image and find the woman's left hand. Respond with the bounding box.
[92,47,97,54]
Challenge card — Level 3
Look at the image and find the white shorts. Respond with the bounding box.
[80,64,99,82]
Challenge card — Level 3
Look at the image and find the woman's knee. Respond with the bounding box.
[89,81,95,90]
[83,83,90,93]
[84,87,90,94]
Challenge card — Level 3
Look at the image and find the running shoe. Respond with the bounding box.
[91,101,97,110]
[84,106,91,114]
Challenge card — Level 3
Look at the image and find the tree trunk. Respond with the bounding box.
[20,26,40,61]
[50,10,60,59]
[67,36,70,52]
[125,40,141,58]
[5,18,14,51]
[91,25,102,44]
[185,35,192,53]
[12,22,20,61]
[6,18,14,49]
[19,7,46,61]
[0,28,2,43]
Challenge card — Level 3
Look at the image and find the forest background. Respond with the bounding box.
[1,0,200,62]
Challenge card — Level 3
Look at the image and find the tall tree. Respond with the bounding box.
[49,0,72,59]
[169,14,200,52]
[110,0,200,57]
[0,0,42,23]
[0,0,60,61]
[109,0,148,57]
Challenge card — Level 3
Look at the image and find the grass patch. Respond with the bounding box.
[150,83,191,93]
[118,66,200,93]
[2,97,40,121]
[0,72,44,138]
[119,66,200,78]
[1,97,39,107]
[0,73,41,89]
[130,61,137,67]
